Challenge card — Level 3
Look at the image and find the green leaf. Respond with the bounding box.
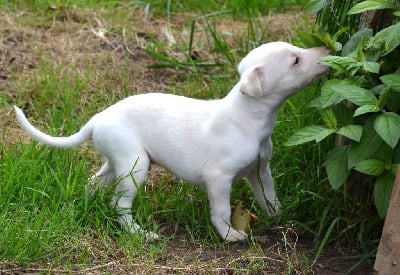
[326,146,350,190]
[320,80,346,108]
[296,31,320,48]
[305,0,330,14]
[378,85,391,109]
[374,171,394,218]
[392,163,399,175]
[354,159,385,176]
[354,105,381,117]
[319,56,357,72]
[315,128,336,142]
[363,61,380,74]
[384,23,400,54]
[320,108,337,129]
[385,90,400,112]
[296,31,337,51]
[348,125,383,169]
[375,143,394,165]
[348,0,397,14]
[334,105,355,128]
[331,83,378,107]
[308,96,322,108]
[310,32,337,52]
[371,84,386,95]
[370,22,400,55]
[342,29,373,57]
[381,73,400,92]
[285,126,329,146]
[374,112,400,148]
[337,125,363,142]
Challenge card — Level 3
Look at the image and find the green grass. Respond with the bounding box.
[0,0,374,272]
[0,0,307,17]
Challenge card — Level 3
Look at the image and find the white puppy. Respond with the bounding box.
[14,42,330,241]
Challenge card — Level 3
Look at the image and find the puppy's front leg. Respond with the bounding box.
[246,138,281,216]
[246,162,281,217]
[206,179,247,241]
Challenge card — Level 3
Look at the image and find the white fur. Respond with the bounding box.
[14,42,330,241]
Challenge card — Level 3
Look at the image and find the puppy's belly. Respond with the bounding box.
[149,150,258,187]
[152,159,205,186]
[146,149,205,185]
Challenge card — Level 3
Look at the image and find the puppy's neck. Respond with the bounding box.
[224,84,281,120]
[222,84,282,138]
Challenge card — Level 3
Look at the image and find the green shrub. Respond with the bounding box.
[288,0,400,247]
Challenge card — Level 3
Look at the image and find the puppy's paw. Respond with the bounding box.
[85,183,99,196]
[266,201,282,217]
[224,228,247,242]
[86,175,105,195]
[144,231,160,241]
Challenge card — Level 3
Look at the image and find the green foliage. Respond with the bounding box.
[348,0,397,14]
[306,0,359,40]
[289,1,400,220]
[325,146,350,190]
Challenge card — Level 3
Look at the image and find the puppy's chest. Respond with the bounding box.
[231,155,262,182]
[233,137,272,180]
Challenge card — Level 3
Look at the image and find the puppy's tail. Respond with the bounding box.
[14,106,92,148]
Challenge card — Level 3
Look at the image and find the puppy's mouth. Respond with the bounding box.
[316,62,330,76]
[317,67,329,77]
[309,66,329,85]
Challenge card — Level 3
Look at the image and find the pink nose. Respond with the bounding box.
[325,47,333,55]
[315,46,332,56]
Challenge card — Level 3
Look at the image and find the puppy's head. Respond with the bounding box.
[238,42,330,99]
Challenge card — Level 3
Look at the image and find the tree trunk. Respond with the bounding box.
[374,167,400,274]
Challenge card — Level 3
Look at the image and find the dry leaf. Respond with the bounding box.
[231,205,258,233]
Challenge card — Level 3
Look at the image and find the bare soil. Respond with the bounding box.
[0,230,372,274]
[0,4,373,274]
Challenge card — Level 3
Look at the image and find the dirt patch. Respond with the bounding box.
[0,228,372,274]
[0,4,374,274]
[0,107,30,146]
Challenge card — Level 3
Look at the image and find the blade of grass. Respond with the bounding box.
[313,216,342,266]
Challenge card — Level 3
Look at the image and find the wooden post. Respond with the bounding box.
[374,167,400,274]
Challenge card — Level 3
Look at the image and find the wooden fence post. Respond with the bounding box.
[374,167,400,274]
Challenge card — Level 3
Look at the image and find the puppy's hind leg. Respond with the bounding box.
[112,154,159,240]
[88,161,116,194]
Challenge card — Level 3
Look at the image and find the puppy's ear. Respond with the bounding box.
[239,66,264,98]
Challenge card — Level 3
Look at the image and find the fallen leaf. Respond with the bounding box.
[231,205,258,233]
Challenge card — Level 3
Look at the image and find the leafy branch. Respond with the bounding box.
[289,0,400,218]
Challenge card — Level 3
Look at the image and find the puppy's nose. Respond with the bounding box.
[325,47,333,55]
[316,46,332,56]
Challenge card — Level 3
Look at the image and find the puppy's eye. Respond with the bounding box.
[293,56,300,66]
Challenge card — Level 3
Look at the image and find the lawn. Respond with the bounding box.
[0,1,373,273]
